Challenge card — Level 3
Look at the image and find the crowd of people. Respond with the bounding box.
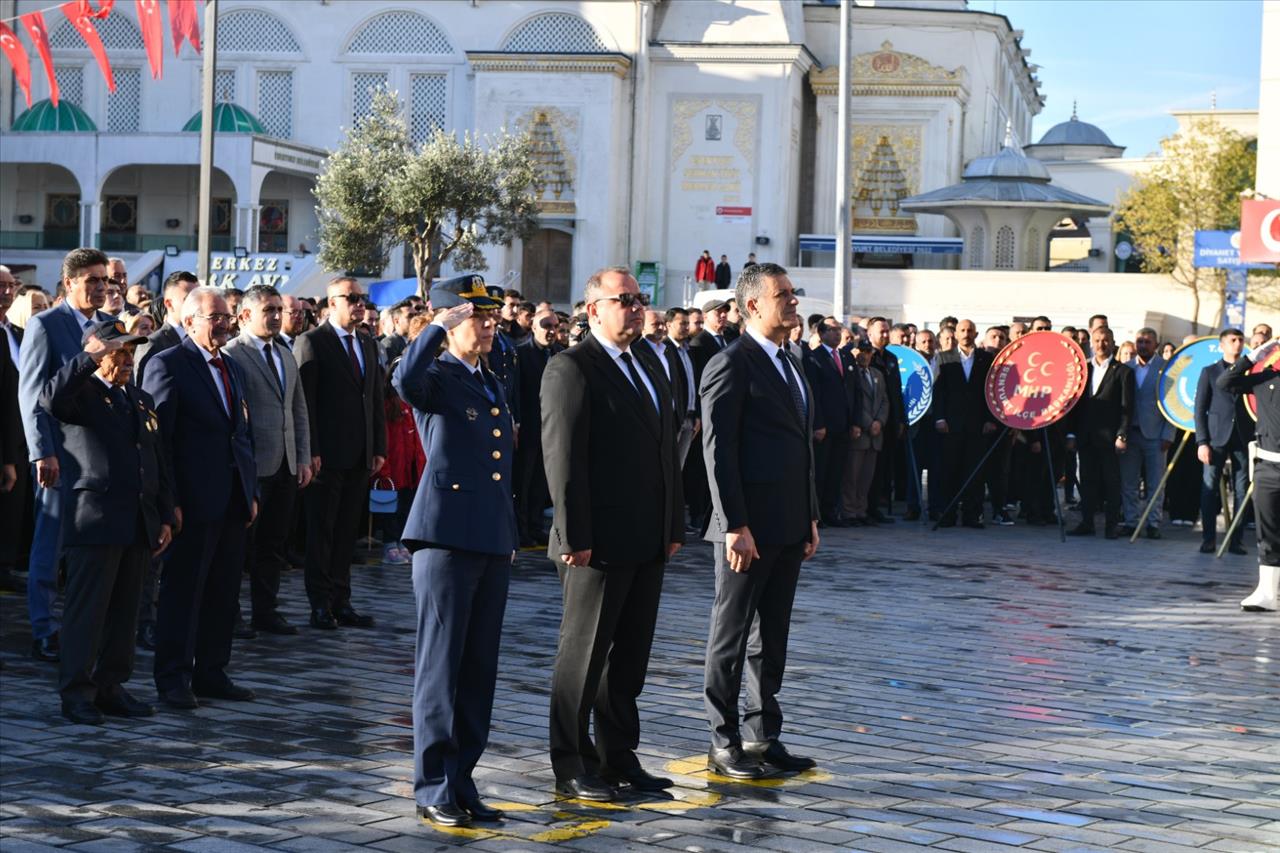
[0,249,1275,827]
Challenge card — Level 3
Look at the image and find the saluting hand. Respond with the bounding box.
[437,303,474,330]
[83,333,124,363]
[725,526,760,573]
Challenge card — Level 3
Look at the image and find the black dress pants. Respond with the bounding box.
[549,557,664,782]
[60,536,146,701]
[304,464,368,611]
[814,432,850,523]
[247,462,296,620]
[704,540,804,749]
[514,440,548,542]
[1079,442,1123,529]
[942,430,988,524]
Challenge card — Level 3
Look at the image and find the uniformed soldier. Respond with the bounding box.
[484,284,521,430]
[1217,355,1280,612]
[392,274,517,827]
[39,320,174,724]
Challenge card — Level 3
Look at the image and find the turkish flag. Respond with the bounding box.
[70,0,116,18]
[20,12,58,107]
[1240,199,1280,264]
[166,0,201,56]
[61,3,116,92]
[0,23,33,107]
[135,0,164,78]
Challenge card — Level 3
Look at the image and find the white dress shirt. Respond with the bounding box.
[746,326,807,407]
[1091,356,1113,395]
[591,328,659,411]
[958,347,976,381]
[249,333,286,391]
[674,340,696,415]
[645,338,673,381]
[330,320,365,374]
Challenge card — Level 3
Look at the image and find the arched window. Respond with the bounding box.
[1025,227,1040,270]
[50,14,144,49]
[502,12,609,52]
[216,9,302,53]
[968,226,985,269]
[995,225,1015,270]
[347,11,453,54]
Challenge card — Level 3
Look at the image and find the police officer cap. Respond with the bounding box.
[429,274,502,310]
[82,318,148,347]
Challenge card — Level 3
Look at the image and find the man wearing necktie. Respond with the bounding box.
[542,266,684,802]
[143,287,259,710]
[514,308,562,547]
[700,263,820,779]
[804,317,855,527]
[294,278,386,630]
[684,299,732,533]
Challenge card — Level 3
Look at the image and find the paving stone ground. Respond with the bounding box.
[2,516,1278,852]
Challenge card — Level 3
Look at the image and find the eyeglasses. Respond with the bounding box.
[590,292,649,309]
[196,312,233,325]
[332,293,368,306]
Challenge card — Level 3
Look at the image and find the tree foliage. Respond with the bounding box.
[315,89,540,294]
[1115,119,1256,330]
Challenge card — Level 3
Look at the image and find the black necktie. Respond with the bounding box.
[110,386,135,434]
[263,341,284,395]
[620,352,657,420]
[715,334,725,349]
[777,349,807,424]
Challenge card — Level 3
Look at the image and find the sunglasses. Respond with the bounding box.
[333,293,368,306]
[591,292,650,309]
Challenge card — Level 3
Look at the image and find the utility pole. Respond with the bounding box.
[833,0,852,320]
[196,0,219,283]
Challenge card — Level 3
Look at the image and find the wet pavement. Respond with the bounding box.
[2,518,1278,852]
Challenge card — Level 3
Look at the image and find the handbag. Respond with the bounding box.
[369,477,398,514]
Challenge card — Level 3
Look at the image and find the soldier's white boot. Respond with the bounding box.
[1240,564,1279,612]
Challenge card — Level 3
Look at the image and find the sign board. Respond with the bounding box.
[1156,337,1224,432]
[886,345,934,426]
[1193,230,1272,270]
[1240,199,1280,264]
[984,332,1087,430]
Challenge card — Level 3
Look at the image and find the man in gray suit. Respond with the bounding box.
[844,340,889,525]
[224,285,312,634]
[1119,327,1173,538]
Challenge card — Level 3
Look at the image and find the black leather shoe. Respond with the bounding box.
[61,698,104,725]
[417,803,472,827]
[459,799,505,822]
[31,633,60,662]
[333,605,375,628]
[707,746,768,779]
[1068,524,1096,537]
[1229,543,1248,555]
[1146,526,1162,540]
[192,681,256,701]
[1115,524,1136,537]
[136,621,157,651]
[95,687,155,717]
[1199,541,1216,554]
[232,619,257,640]
[555,775,615,801]
[310,608,337,630]
[158,686,199,710]
[743,740,816,772]
[600,765,675,791]
[251,613,299,635]
[1104,526,1119,540]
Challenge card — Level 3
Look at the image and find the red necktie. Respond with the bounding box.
[208,355,234,417]
[345,333,363,381]
[831,347,843,376]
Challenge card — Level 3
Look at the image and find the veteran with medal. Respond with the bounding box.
[392,274,516,828]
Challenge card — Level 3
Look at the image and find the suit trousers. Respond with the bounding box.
[814,432,850,522]
[412,547,510,808]
[676,418,697,469]
[59,536,146,702]
[247,462,297,619]
[842,447,878,518]
[1167,431,1201,522]
[27,473,64,639]
[1201,444,1249,546]
[870,427,898,511]
[683,448,712,529]
[136,554,163,627]
[549,557,664,781]
[0,459,30,570]
[154,502,248,692]
[304,464,368,610]
[1120,429,1168,529]
[1253,459,1280,565]
[704,540,804,749]
[514,439,548,542]
[1079,442,1123,529]
[942,431,988,524]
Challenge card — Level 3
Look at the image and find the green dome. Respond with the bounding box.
[182,102,267,134]
[11,99,97,132]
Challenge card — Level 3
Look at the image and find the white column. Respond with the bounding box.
[80,201,100,248]
[1257,0,1279,196]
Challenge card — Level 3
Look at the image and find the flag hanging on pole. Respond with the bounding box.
[166,0,201,56]
[20,12,58,107]
[72,0,117,18]
[0,23,33,108]
[61,2,116,92]
[135,0,164,78]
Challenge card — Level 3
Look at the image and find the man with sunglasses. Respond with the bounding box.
[294,277,386,630]
[17,247,115,663]
[542,266,684,802]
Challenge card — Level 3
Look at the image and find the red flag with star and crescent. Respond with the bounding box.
[70,0,117,18]
[61,2,116,92]
[166,0,201,56]
[135,0,164,78]
[0,23,33,108]
[20,12,58,107]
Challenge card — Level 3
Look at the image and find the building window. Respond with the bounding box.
[216,10,302,53]
[215,69,236,103]
[995,225,1015,270]
[55,65,85,106]
[257,70,293,139]
[410,74,447,145]
[259,201,289,253]
[107,67,141,132]
[351,72,388,124]
[50,14,143,49]
[503,12,608,52]
[1025,227,1040,270]
[968,226,985,269]
[347,11,453,54]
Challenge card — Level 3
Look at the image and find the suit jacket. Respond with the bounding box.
[633,336,687,430]
[1,325,25,466]
[142,337,257,523]
[850,364,889,451]
[541,333,684,568]
[486,329,521,426]
[688,328,728,393]
[933,348,996,435]
[804,343,854,435]
[515,336,561,450]
[701,333,818,546]
[135,321,183,385]
[223,332,310,477]
[1071,358,1135,449]
[392,324,517,555]
[1196,359,1256,449]
[17,301,112,462]
[294,322,386,471]
[871,346,905,428]
[379,332,408,368]
[41,352,173,547]
[1130,356,1174,442]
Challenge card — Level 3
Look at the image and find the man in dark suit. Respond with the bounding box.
[485,286,521,430]
[634,308,689,435]
[684,299,732,532]
[295,277,386,629]
[224,285,313,634]
[1194,328,1253,554]
[664,307,700,467]
[514,308,561,546]
[542,266,684,802]
[392,275,515,828]
[378,298,418,367]
[143,287,259,708]
[17,247,115,662]
[866,317,904,522]
[41,320,174,724]
[804,317,854,526]
[0,266,26,592]
[135,271,199,384]
[701,262,820,779]
[1067,325,1135,539]
[933,319,997,528]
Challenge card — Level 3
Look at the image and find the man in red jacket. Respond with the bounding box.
[695,250,715,289]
